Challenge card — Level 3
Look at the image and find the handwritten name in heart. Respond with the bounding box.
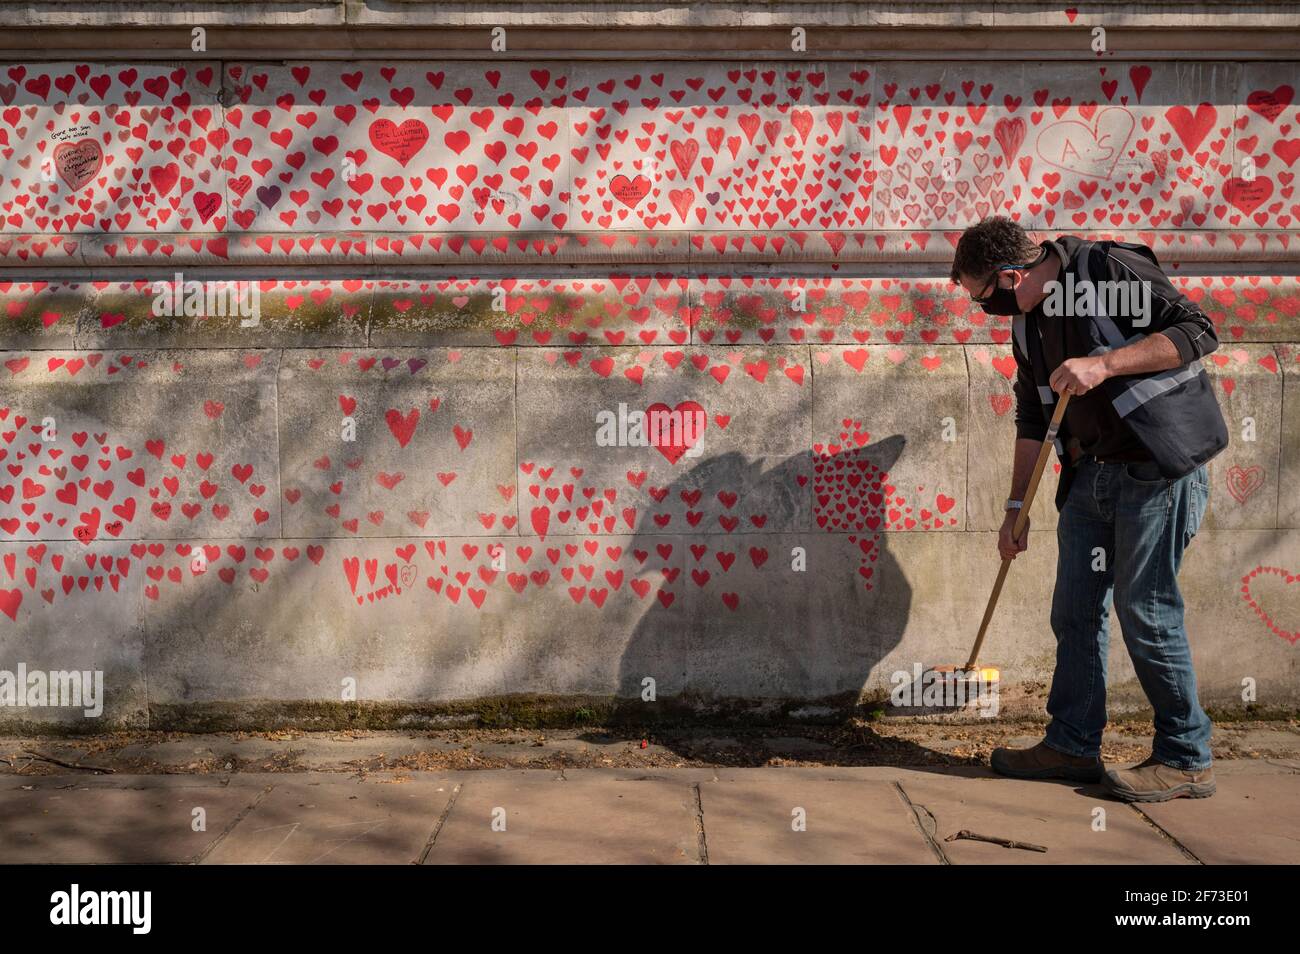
[368,118,430,167]
[1035,106,1135,180]
[52,138,104,192]
[609,173,651,209]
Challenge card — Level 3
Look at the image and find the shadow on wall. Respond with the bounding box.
[616,434,911,721]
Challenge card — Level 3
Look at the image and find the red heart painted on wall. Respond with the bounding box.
[609,173,651,208]
[645,401,707,464]
[52,138,103,192]
[368,118,429,167]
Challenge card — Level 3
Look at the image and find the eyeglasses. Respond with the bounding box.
[969,263,1030,303]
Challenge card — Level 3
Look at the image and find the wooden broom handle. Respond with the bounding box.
[963,391,1071,670]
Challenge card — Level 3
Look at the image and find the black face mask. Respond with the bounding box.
[973,247,1050,316]
[976,284,1023,316]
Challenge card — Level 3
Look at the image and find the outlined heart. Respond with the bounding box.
[1241,565,1297,645]
[1035,106,1135,180]
[1226,464,1265,504]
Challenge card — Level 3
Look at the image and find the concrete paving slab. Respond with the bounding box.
[701,768,939,863]
[1135,764,1300,864]
[202,774,456,865]
[895,771,1193,864]
[425,769,701,864]
[0,774,261,864]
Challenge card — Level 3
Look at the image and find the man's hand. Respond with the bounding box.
[1049,355,1109,396]
[998,510,1029,561]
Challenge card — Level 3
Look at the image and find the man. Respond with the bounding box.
[951,217,1228,802]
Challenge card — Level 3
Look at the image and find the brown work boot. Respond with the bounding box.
[1103,756,1215,802]
[990,740,1103,783]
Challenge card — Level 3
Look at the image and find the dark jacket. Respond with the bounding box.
[1011,236,1229,510]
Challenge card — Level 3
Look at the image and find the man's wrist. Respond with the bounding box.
[1097,351,1117,378]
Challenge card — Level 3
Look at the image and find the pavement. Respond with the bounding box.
[4,759,1298,864]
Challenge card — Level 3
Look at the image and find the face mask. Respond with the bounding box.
[977,283,1023,316]
[971,246,1051,316]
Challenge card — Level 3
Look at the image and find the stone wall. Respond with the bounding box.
[0,53,1297,728]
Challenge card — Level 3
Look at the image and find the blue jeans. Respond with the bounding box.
[1044,457,1213,770]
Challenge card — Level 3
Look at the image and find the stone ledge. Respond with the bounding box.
[4,231,1300,270]
[2,2,1297,31]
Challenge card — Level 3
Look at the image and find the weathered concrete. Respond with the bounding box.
[203,774,455,864]
[812,345,967,531]
[516,345,815,536]
[1132,761,1300,865]
[1280,344,1300,530]
[4,764,1297,865]
[0,541,146,728]
[701,770,939,863]
[0,338,1294,726]
[424,769,701,864]
[1201,346,1283,531]
[0,774,265,863]
[895,769,1193,864]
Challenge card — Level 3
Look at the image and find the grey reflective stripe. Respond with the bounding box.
[1079,240,1194,419]
[1113,362,1204,418]
[1077,240,1129,349]
[1089,345,1110,356]
[1013,313,1028,355]
[1037,385,1055,404]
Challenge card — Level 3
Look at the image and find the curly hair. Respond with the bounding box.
[949,216,1041,284]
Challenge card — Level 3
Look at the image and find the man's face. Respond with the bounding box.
[958,266,1024,311]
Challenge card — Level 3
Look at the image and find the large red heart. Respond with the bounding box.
[609,173,650,209]
[645,401,707,464]
[368,118,429,167]
[52,138,103,192]
[1241,565,1297,645]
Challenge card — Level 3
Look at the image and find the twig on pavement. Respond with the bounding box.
[21,748,116,774]
[944,829,1047,852]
